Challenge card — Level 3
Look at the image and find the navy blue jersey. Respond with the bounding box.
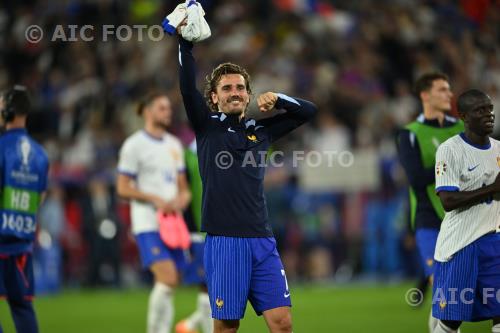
[178,38,317,237]
[0,129,49,255]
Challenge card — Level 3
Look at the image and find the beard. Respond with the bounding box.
[219,97,247,115]
[153,119,170,130]
[224,107,243,115]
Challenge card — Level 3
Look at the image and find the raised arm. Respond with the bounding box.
[258,93,317,142]
[178,38,210,132]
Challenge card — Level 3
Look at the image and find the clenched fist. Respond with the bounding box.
[257,92,278,112]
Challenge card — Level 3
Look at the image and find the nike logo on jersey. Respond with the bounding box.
[468,164,479,172]
[227,127,235,133]
[284,292,290,298]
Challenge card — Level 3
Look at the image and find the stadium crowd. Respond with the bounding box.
[1,0,499,289]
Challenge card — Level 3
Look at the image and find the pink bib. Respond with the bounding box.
[157,211,191,250]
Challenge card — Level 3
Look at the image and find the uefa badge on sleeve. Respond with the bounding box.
[436,161,447,176]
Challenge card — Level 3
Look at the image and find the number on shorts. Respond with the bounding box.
[281,269,289,292]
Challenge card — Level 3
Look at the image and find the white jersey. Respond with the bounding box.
[118,130,185,234]
[434,133,500,262]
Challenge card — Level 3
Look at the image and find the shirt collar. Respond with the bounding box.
[221,113,245,126]
[3,128,27,135]
[459,132,491,150]
[417,113,458,128]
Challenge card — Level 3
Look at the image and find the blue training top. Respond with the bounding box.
[178,38,317,237]
[0,128,49,255]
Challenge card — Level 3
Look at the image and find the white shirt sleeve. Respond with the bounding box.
[176,143,186,173]
[118,139,139,177]
[435,143,460,193]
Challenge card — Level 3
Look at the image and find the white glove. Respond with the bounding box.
[161,3,187,35]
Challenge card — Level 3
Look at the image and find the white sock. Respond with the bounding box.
[147,283,174,333]
[198,292,213,333]
[184,300,202,330]
[428,310,438,333]
[433,321,456,333]
[492,323,500,332]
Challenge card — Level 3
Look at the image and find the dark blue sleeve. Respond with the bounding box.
[396,129,435,190]
[178,38,211,133]
[259,95,317,143]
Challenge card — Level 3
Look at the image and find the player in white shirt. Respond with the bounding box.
[432,89,500,333]
[116,92,191,333]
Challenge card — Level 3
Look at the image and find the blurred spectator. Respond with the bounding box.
[81,175,122,287]
[34,185,66,294]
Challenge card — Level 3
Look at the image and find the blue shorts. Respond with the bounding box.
[135,232,187,270]
[204,235,291,320]
[183,235,206,285]
[432,232,500,322]
[415,228,439,278]
[0,253,35,302]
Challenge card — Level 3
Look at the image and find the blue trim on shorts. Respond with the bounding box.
[134,232,186,270]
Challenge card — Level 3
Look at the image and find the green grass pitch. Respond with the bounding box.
[0,284,491,332]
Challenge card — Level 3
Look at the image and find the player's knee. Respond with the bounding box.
[7,297,33,309]
[159,273,179,288]
[215,319,239,333]
[151,262,179,287]
[270,312,292,333]
[153,269,178,287]
[7,297,36,320]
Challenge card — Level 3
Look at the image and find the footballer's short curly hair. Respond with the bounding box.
[136,91,167,116]
[204,62,252,112]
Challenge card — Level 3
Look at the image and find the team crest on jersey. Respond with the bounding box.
[247,134,258,143]
[170,148,180,162]
[436,161,447,176]
[439,300,447,310]
[151,246,160,255]
[216,297,224,309]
